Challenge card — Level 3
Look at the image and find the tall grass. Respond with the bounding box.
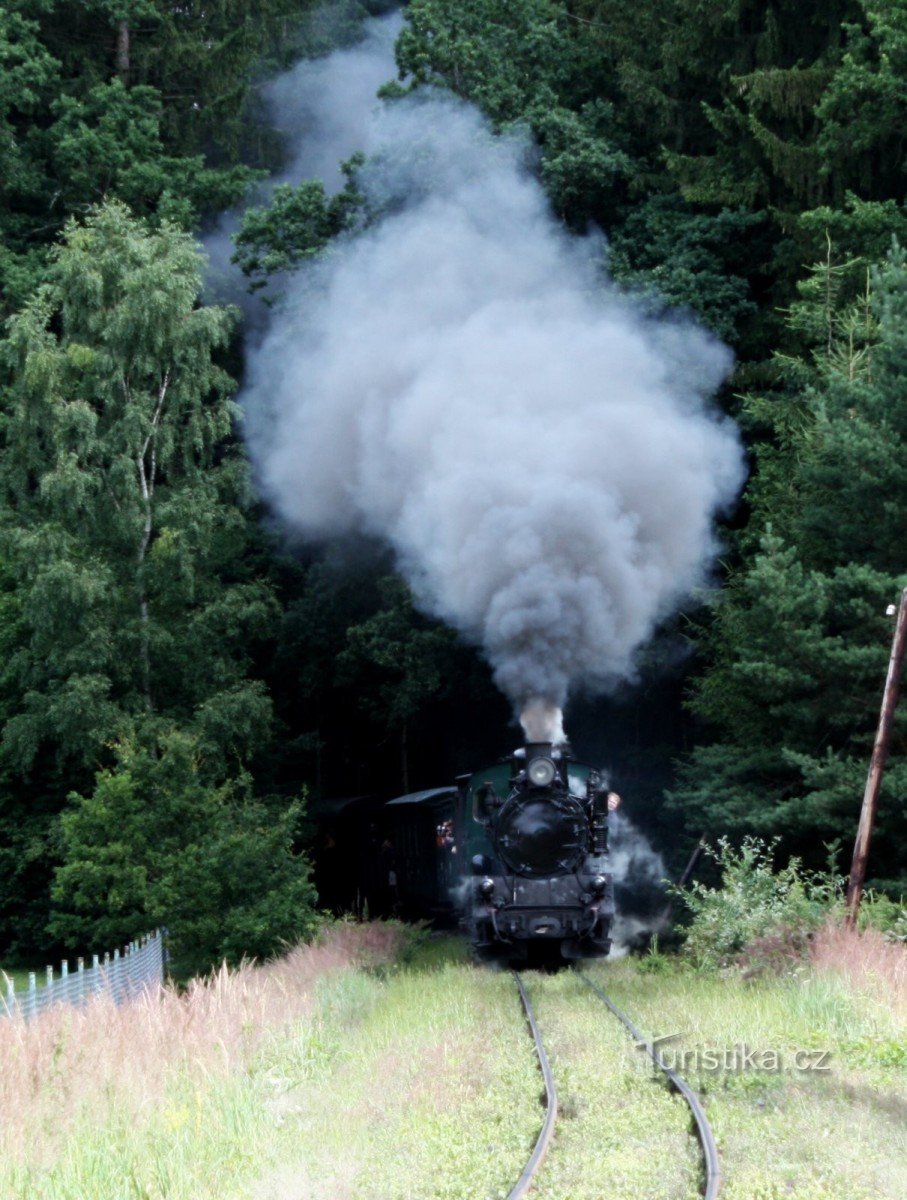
[811,920,906,1021]
[592,923,906,1200]
[4,918,903,1200]
[0,921,407,1191]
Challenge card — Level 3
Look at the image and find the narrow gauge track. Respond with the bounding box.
[509,974,558,1200]
[509,970,721,1200]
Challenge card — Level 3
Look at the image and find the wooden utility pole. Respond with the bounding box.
[845,586,907,927]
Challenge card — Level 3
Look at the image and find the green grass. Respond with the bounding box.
[584,956,906,1200]
[525,969,699,1199]
[247,941,542,1200]
[3,930,904,1200]
[0,966,43,994]
[1,933,542,1200]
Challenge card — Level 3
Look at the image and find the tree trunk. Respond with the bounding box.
[134,373,169,712]
[116,21,130,83]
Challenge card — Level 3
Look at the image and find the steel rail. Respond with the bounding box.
[578,972,722,1199]
[508,972,558,1200]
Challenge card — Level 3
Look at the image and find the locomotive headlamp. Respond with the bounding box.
[590,875,607,896]
[479,877,495,899]
[527,756,557,788]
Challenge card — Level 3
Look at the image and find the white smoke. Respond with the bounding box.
[238,20,745,717]
[608,812,670,955]
[520,699,565,746]
[608,812,667,887]
[263,10,402,192]
[203,10,403,310]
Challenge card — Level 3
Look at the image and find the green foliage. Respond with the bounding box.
[397,0,580,124]
[50,730,315,977]
[674,836,840,969]
[609,197,762,341]
[0,201,289,961]
[398,0,633,229]
[815,2,907,201]
[0,0,345,311]
[856,890,907,943]
[674,245,907,883]
[47,79,259,223]
[338,576,458,734]
[233,160,364,293]
[336,575,461,791]
[2,0,907,973]
[0,201,274,761]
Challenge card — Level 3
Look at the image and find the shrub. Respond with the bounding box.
[50,731,317,977]
[857,890,907,944]
[673,836,840,970]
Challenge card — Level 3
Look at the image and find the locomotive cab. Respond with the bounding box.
[459,743,614,963]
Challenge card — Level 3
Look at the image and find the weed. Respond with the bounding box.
[637,934,675,975]
[672,836,840,970]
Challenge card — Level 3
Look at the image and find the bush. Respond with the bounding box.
[673,836,840,970]
[857,891,907,944]
[50,730,318,977]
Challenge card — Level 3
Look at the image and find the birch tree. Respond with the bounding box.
[0,201,278,956]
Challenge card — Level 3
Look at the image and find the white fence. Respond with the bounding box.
[1,930,166,1021]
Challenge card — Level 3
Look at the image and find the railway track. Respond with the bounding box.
[510,970,721,1200]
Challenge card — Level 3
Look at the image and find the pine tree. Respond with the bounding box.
[674,245,907,889]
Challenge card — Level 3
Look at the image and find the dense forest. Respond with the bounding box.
[0,0,904,970]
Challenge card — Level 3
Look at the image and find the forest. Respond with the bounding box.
[0,0,904,973]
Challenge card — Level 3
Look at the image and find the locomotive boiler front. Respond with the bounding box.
[466,742,614,962]
[494,744,588,877]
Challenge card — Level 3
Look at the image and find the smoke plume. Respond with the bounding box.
[519,699,566,746]
[203,11,402,312]
[239,19,745,723]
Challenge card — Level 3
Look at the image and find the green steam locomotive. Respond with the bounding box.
[379,740,615,963]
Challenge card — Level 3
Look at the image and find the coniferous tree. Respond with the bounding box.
[673,245,907,888]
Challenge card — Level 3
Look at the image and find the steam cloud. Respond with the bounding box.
[239,16,745,727]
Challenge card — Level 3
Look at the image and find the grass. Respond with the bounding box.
[584,923,906,1200]
[525,970,699,1199]
[1,965,44,993]
[0,925,541,1200]
[2,919,903,1200]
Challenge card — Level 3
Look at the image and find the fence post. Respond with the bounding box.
[1,929,165,1022]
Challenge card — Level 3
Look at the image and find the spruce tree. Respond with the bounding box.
[674,245,907,889]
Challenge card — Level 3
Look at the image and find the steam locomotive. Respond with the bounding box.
[332,740,615,964]
[460,740,615,962]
